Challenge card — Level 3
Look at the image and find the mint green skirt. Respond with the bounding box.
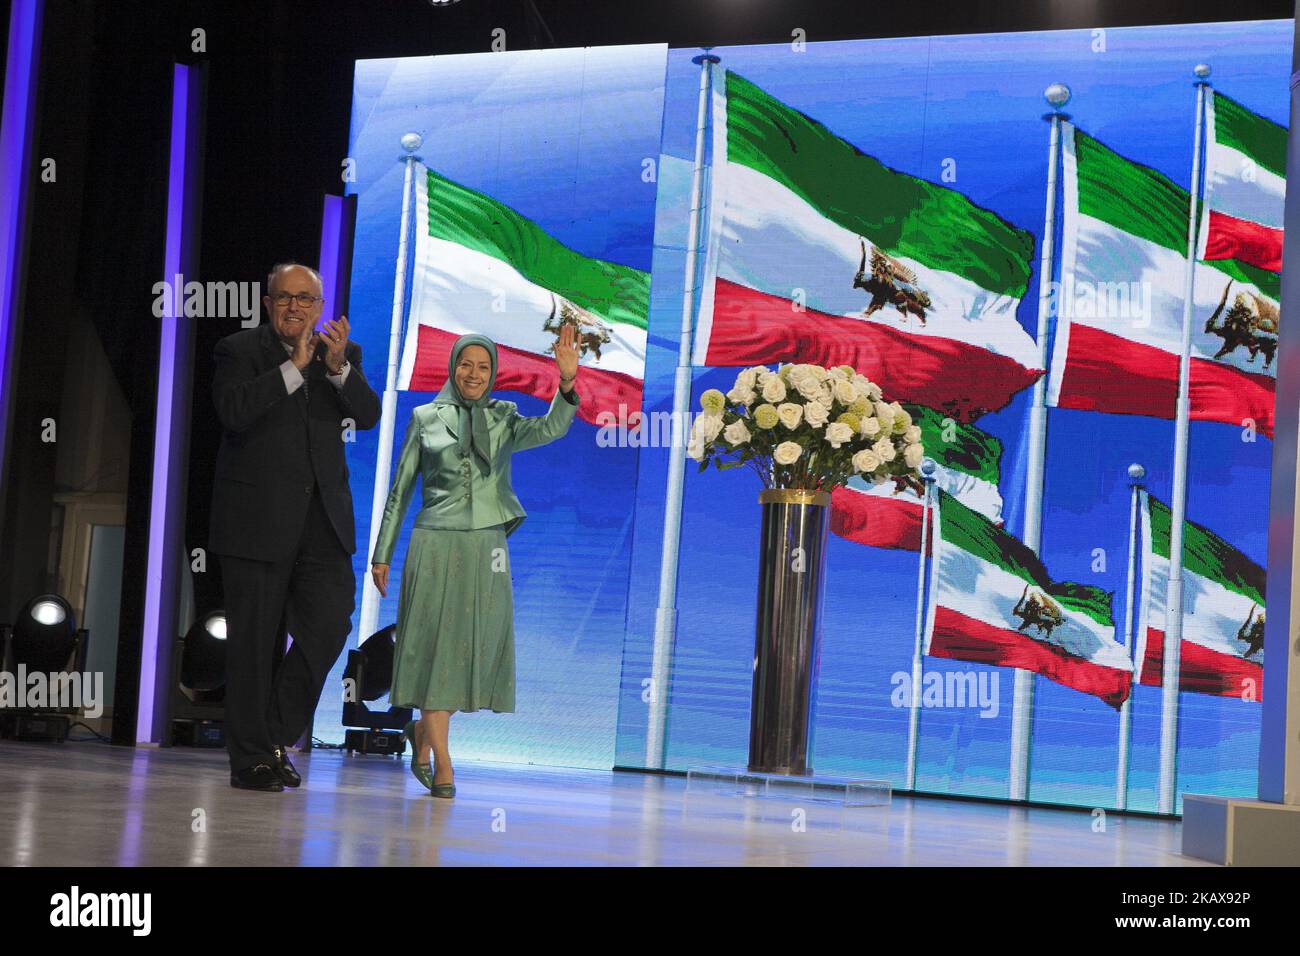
[390,525,515,713]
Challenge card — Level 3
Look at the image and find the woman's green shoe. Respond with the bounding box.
[403,720,435,792]
[430,780,456,799]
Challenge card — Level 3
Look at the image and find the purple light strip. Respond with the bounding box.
[317,194,346,330]
[317,193,356,332]
[292,194,354,750]
[0,0,44,507]
[138,64,199,743]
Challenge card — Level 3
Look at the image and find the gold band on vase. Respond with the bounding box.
[758,488,831,507]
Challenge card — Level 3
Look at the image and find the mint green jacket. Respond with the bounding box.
[370,388,580,565]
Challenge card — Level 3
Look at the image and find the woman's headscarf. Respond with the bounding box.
[431,333,497,475]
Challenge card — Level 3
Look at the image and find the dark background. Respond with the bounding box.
[2,0,1293,741]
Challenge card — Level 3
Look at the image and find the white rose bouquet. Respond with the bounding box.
[687,363,924,491]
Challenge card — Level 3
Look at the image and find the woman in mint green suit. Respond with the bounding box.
[370,327,580,797]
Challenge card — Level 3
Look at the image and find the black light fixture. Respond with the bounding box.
[342,624,411,756]
[0,593,91,742]
[180,611,227,696]
[170,610,227,747]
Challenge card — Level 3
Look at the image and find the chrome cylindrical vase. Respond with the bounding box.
[747,488,831,776]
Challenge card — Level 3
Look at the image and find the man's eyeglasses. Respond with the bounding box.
[271,292,323,308]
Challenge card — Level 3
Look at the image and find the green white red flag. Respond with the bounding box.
[831,405,1003,551]
[1197,91,1286,273]
[1047,123,1278,436]
[1135,492,1265,700]
[925,490,1133,708]
[695,70,1041,422]
[398,165,648,425]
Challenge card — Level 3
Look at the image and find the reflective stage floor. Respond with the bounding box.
[0,739,1212,866]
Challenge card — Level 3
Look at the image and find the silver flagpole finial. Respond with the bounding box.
[920,457,938,482]
[1044,83,1071,110]
[1127,463,1146,482]
[1194,63,1212,81]
[400,132,423,153]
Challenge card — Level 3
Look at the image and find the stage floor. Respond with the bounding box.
[0,739,1212,866]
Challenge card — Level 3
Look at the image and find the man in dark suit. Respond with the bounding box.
[210,262,381,791]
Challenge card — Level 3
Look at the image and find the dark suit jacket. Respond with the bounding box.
[209,321,382,562]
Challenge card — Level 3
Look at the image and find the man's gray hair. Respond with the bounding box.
[266,261,324,294]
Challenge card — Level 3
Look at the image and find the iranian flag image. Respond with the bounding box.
[925,491,1132,708]
[830,404,1003,551]
[397,165,648,425]
[1135,492,1265,700]
[694,70,1041,422]
[1048,124,1278,436]
[1197,91,1286,273]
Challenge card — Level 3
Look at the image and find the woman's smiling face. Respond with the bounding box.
[454,345,492,401]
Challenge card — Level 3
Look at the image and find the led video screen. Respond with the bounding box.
[329,19,1289,812]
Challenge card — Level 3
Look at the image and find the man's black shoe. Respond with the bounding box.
[272,746,301,788]
[230,763,285,792]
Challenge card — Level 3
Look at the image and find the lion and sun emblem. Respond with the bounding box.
[542,292,612,363]
[853,238,932,325]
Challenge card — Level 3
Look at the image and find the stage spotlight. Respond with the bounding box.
[170,610,228,747]
[342,625,411,756]
[180,611,227,696]
[354,626,395,701]
[0,593,91,742]
[12,593,84,674]
[30,598,67,626]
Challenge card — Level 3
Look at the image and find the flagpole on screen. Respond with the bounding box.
[1158,64,1212,815]
[1115,462,1146,810]
[357,133,423,646]
[644,52,719,769]
[904,458,938,790]
[1009,82,1071,801]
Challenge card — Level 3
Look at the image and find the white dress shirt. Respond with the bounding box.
[279,337,351,394]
